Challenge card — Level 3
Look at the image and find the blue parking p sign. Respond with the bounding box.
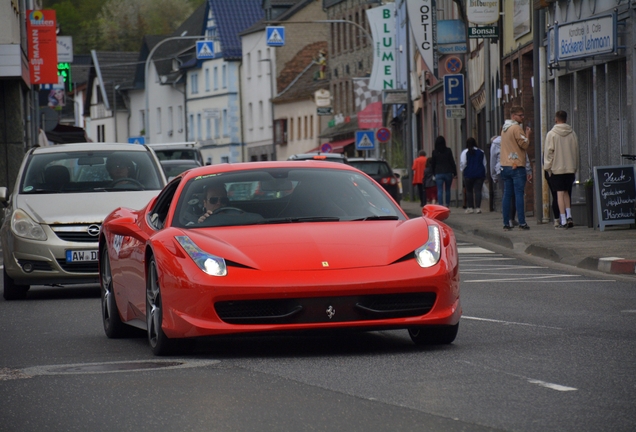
[444,74,465,106]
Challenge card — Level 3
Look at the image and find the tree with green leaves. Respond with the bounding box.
[44,0,205,54]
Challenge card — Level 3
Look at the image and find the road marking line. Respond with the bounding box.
[458,247,495,254]
[621,310,636,313]
[462,315,562,329]
[463,278,615,283]
[459,361,578,392]
[19,359,221,378]
[527,379,578,392]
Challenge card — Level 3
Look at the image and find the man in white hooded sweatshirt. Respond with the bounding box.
[544,110,579,229]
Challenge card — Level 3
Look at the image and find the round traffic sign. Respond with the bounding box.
[376,127,391,143]
[321,143,333,153]
[445,56,463,74]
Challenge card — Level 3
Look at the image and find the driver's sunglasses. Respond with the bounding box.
[207,196,223,204]
[113,163,128,169]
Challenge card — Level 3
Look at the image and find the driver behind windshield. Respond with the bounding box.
[106,155,134,183]
[198,185,229,224]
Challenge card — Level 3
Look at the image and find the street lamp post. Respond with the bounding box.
[144,35,204,143]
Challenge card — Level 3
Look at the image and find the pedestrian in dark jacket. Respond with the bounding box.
[430,136,457,207]
[460,137,487,213]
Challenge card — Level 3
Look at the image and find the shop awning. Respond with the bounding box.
[308,138,355,154]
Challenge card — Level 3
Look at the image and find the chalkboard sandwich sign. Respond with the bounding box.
[593,165,636,231]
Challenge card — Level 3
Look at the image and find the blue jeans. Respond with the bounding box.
[501,166,527,226]
[435,172,454,206]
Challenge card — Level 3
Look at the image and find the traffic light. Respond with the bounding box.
[57,62,72,91]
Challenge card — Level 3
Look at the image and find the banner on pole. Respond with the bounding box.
[27,10,58,85]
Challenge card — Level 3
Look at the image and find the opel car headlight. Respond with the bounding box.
[415,225,441,268]
[175,235,227,276]
[11,209,47,241]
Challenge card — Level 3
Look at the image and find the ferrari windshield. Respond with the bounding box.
[20,150,164,194]
[174,167,405,228]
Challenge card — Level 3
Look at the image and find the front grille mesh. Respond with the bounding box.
[54,231,98,243]
[215,292,436,325]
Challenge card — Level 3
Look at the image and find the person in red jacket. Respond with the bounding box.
[411,150,427,207]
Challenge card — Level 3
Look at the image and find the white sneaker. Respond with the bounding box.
[475,208,482,214]
[465,208,474,214]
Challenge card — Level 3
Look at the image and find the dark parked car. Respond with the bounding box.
[160,159,202,180]
[348,158,400,203]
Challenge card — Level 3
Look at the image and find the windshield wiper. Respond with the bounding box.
[22,188,59,194]
[257,216,341,224]
[351,215,400,221]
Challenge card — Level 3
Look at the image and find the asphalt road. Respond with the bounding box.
[1,238,635,431]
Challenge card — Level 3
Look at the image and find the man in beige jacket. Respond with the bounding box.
[544,110,579,229]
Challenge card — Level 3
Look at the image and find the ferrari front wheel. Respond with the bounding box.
[408,323,459,345]
[100,243,135,338]
[146,256,179,356]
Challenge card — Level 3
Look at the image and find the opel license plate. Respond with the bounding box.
[66,250,98,262]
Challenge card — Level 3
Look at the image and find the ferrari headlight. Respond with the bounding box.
[415,225,441,268]
[175,235,227,276]
[11,209,47,241]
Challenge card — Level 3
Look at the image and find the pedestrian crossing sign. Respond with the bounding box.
[196,41,215,59]
[128,136,146,145]
[356,130,375,150]
[266,26,285,47]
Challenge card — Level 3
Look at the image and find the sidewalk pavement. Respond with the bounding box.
[400,200,636,277]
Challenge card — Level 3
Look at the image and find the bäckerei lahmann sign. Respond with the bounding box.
[557,14,615,61]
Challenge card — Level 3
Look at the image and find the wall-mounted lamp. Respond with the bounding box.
[512,78,518,97]
[504,84,510,103]
[531,76,534,88]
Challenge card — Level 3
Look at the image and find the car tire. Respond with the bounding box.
[100,243,136,338]
[146,256,180,356]
[408,323,459,345]
[3,268,29,300]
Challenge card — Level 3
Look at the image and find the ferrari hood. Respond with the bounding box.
[186,218,432,271]
[16,191,159,225]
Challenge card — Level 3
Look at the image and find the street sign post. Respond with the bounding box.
[376,127,391,143]
[444,74,465,106]
[266,26,285,47]
[355,130,375,150]
[445,107,466,119]
[196,41,215,59]
[128,136,146,145]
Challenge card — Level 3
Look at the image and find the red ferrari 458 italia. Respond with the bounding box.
[99,161,460,355]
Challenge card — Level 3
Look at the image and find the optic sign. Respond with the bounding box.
[444,74,464,106]
[27,10,58,84]
[556,14,616,61]
[467,0,500,25]
[406,0,438,79]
